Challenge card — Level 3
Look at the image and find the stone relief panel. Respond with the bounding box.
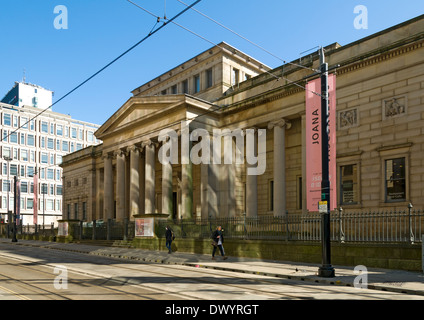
[383,96,407,120]
[338,108,358,130]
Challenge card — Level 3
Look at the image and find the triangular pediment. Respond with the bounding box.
[95,95,187,139]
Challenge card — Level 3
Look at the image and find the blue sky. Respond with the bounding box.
[0,0,423,125]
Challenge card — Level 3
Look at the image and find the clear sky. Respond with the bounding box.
[0,0,423,126]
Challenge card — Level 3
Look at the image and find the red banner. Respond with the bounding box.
[305,74,337,212]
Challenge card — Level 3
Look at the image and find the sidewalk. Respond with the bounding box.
[2,239,424,297]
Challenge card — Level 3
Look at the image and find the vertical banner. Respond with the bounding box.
[306,74,337,212]
[33,174,38,225]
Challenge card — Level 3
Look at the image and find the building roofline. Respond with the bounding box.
[130,42,272,95]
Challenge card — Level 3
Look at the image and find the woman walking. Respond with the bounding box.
[211,226,228,260]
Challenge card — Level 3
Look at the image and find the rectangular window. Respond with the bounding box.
[3,147,10,158]
[3,114,11,126]
[21,117,28,129]
[269,180,274,211]
[340,164,359,205]
[41,121,48,133]
[194,75,200,93]
[27,198,34,210]
[47,169,54,180]
[232,68,240,86]
[27,134,35,146]
[171,85,177,94]
[71,128,77,139]
[47,199,54,211]
[82,202,87,221]
[47,138,54,149]
[10,164,17,176]
[56,124,63,136]
[206,68,213,88]
[182,79,189,94]
[3,181,10,192]
[87,131,94,143]
[41,152,48,164]
[385,158,406,202]
[27,166,34,177]
[67,204,71,219]
[21,182,28,194]
[62,141,69,152]
[74,203,78,219]
[9,132,17,144]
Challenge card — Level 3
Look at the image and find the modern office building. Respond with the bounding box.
[0,88,101,225]
[1,81,54,110]
[61,15,424,223]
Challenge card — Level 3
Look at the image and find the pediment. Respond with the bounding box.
[95,95,186,139]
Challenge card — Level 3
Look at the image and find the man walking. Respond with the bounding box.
[165,226,174,254]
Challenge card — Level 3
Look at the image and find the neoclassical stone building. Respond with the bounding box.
[61,16,424,222]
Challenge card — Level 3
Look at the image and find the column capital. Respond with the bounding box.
[101,152,113,160]
[127,145,141,154]
[267,118,291,130]
[113,149,127,158]
[142,139,159,148]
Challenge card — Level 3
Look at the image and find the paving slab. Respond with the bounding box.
[1,239,423,297]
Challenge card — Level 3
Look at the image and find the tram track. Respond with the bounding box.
[0,243,312,300]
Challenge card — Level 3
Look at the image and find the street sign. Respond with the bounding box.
[319,201,328,213]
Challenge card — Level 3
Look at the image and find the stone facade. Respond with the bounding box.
[61,15,424,222]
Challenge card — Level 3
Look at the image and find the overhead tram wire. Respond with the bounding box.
[126,0,322,99]
[1,0,202,144]
[176,0,320,73]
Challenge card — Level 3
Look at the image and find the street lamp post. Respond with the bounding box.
[12,175,17,242]
[318,47,335,278]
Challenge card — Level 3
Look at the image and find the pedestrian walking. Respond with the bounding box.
[211,225,228,260]
[165,226,174,254]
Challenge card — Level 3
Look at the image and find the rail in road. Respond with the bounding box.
[0,242,422,301]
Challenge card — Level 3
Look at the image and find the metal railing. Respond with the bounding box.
[159,207,424,244]
[1,207,422,244]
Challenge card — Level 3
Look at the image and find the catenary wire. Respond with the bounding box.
[126,0,322,97]
[176,0,320,73]
[0,0,202,145]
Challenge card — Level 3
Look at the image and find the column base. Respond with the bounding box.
[318,265,335,278]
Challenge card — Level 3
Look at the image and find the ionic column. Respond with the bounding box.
[103,153,114,220]
[160,137,173,218]
[268,119,291,217]
[115,149,126,222]
[180,124,193,219]
[143,140,156,214]
[246,128,258,218]
[128,146,140,218]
